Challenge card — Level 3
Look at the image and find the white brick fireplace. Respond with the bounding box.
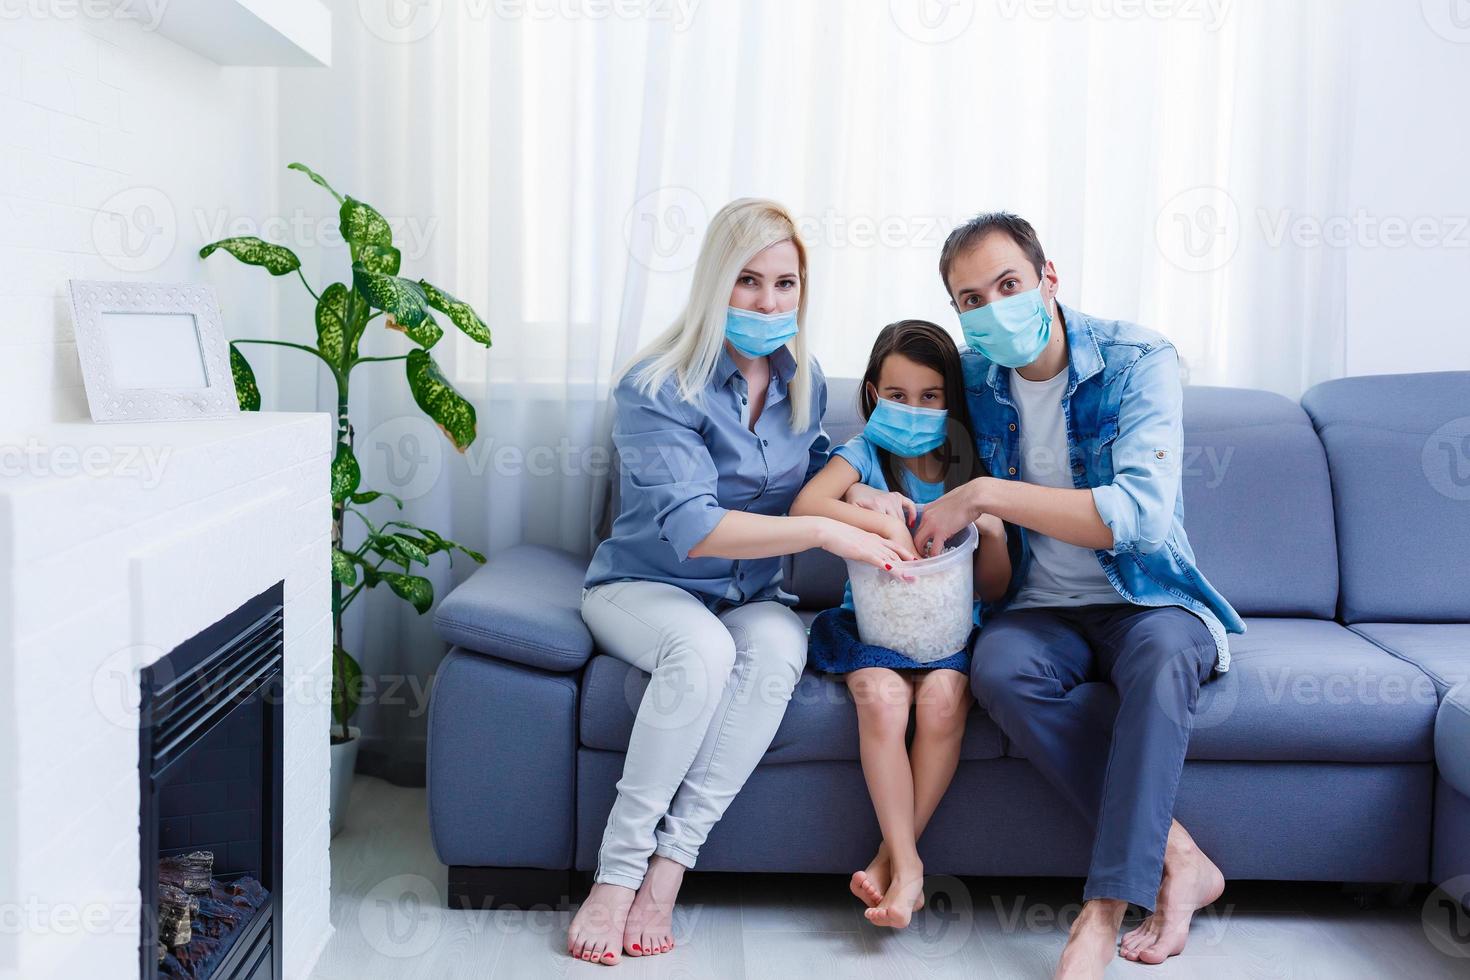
[0,411,335,979]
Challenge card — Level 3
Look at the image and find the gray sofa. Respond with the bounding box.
[426,370,1470,913]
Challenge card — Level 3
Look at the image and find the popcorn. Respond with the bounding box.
[846,524,978,663]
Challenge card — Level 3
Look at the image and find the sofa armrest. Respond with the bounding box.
[435,543,595,672]
[1437,681,1470,798]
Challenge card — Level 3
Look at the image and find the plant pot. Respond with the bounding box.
[329,726,361,838]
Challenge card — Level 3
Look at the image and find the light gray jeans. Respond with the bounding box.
[580,579,808,889]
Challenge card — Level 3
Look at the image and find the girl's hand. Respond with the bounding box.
[975,513,1007,542]
[843,483,918,527]
[877,515,920,562]
[817,518,914,575]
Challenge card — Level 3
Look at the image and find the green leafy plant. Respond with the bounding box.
[203,163,490,744]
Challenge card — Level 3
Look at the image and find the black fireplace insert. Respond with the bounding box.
[138,581,285,980]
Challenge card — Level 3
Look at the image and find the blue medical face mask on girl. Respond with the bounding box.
[957,282,1054,368]
[863,395,949,458]
[724,306,799,358]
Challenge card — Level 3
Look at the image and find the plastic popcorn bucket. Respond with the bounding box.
[844,522,978,663]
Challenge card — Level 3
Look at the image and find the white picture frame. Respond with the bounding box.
[68,280,241,423]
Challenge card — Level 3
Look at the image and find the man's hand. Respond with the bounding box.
[843,483,918,528]
[913,479,986,557]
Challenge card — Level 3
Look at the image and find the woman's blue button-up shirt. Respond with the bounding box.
[585,345,830,610]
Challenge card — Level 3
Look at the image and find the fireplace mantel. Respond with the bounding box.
[0,412,335,979]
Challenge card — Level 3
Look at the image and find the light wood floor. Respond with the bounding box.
[311,777,1470,979]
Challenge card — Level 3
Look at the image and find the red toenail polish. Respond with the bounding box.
[631,944,640,951]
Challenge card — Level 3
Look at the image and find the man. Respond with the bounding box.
[909,213,1244,978]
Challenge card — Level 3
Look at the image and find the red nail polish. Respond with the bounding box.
[884,563,892,570]
[631,944,640,951]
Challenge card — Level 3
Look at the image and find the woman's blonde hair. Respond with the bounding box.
[621,197,815,432]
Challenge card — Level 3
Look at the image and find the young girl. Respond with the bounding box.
[791,319,1012,929]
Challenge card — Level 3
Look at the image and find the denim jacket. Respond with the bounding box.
[962,303,1244,672]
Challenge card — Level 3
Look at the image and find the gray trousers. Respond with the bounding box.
[580,580,808,889]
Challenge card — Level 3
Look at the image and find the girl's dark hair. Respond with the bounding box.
[858,319,987,496]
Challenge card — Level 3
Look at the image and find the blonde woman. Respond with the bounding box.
[568,199,917,965]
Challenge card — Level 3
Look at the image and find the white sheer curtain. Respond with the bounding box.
[277,0,1353,780]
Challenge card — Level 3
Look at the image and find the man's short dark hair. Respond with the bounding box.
[939,212,1047,293]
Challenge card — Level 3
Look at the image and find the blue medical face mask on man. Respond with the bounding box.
[863,395,949,457]
[957,281,1054,368]
[725,306,799,358]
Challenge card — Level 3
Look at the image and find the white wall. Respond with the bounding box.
[0,13,282,429]
[1342,4,1470,378]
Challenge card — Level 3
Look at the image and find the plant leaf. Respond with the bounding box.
[385,311,443,349]
[340,196,393,259]
[406,348,476,452]
[331,442,361,502]
[389,533,430,566]
[352,265,430,329]
[288,162,345,204]
[229,343,260,411]
[332,644,363,730]
[359,243,402,277]
[380,572,434,614]
[331,548,358,585]
[417,527,486,564]
[313,282,356,366]
[351,489,404,508]
[420,280,491,347]
[199,236,301,275]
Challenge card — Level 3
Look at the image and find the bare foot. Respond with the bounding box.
[850,842,924,912]
[850,842,890,908]
[568,881,635,965]
[1055,898,1126,980]
[865,862,924,929]
[623,854,684,957]
[1119,829,1225,964]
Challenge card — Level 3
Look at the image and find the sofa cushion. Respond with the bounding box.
[1301,371,1470,623]
[1436,683,1470,797]
[434,544,594,672]
[1351,623,1470,697]
[578,654,1006,763]
[1179,387,1339,618]
[1000,618,1438,763]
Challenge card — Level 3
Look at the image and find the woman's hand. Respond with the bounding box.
[843,483,918,527]
[816,517,915,573]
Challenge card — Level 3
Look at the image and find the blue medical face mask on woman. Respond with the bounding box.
[863,396,949,458]
[725,306,799,358]
[957,282,1053,368]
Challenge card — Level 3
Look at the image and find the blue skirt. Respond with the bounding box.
[808,607,972,675]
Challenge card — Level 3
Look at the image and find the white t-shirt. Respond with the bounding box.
[1005,365,1122,609]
